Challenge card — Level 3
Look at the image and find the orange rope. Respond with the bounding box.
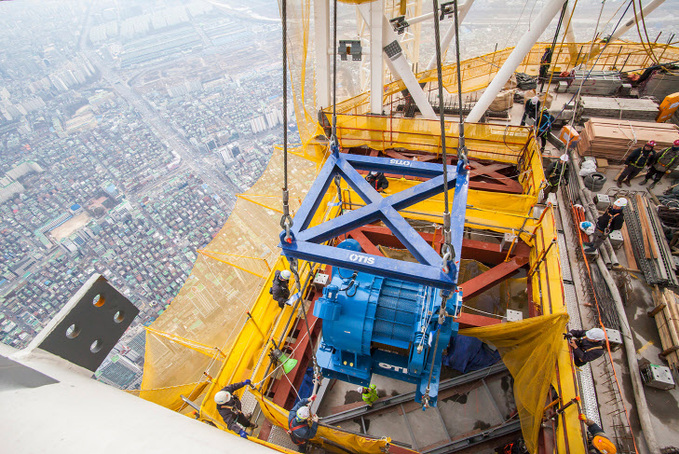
[569,205,640,454]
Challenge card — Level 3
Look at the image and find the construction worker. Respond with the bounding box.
[542,153,569,200]
[565,328,606,367]
[270,269,291,309]
[536,110,554,152]
[583,198,626,253]
[539,46,553,80]
[288,395,318,452]
[580,414,618,454]
[641,139,679,189]
[616,141,656,187]
[520,95,541,126]
[215,379,257,438]
[357,384,379,407]
[365,171,388,192]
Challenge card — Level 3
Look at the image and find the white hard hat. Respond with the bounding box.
[370,171,379,176]
[357,386,364,393]
[531,96,540,103]
[560,154,569,162]
[613,198,628,207]
[215,390,232,404]
[296,405,311,420]
[280,270,291,280]
[586,328,605,341]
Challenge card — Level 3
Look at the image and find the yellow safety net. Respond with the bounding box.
[138,148,319,406]
[127,381,209,413]
[460,312,570,454]
[252,390,405,454]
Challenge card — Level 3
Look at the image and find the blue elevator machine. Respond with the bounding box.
[313,240,460,407]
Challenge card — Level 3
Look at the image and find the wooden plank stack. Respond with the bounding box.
[581,97,659,122]
[577,118,679,161]
[650,287,679,372]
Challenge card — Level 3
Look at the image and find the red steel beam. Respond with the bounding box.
[459,256,529,300]
[456,311,503,329]
[350,224,529,265]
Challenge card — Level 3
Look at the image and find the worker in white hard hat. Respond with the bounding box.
[270,269,292,309]
[214,379,257,438]
[583,198,627,254]
[520,95,541,126]
[565,328,606,367]
[357,384,379,407]
[365,170,388,192]
[287,395,318,452]
[542,153,570,201]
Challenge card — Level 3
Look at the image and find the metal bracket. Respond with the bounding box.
[338,40,362,61]
[278,153,469,290]
[389,16,409,34]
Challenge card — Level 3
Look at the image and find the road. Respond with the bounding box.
[78,5,242,201]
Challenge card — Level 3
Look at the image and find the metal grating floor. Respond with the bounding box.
[267,424,300,450]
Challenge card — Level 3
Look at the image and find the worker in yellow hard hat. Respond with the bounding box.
[580,414,617,454]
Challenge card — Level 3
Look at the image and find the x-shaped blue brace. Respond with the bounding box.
[279,153,469,291]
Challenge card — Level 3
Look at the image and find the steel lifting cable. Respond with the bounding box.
[538,1,569,93]
[280,0,293,243]
[330,0,339,155]
[422,0,465,408]
[289,258,323,395]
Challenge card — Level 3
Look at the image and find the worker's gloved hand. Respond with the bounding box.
[239,429,248,439]
[309,394,317,402]
[563,332,573,340]
[311,414,319,422]
[244,379,251,386]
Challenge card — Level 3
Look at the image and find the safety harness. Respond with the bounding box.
[547,161,566,186]
[601,210,622,235]
[629,148,652,168]
[657,147,678,169]
[287,418,310,445]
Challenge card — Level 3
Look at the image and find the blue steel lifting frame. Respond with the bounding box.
[279,152,469,292]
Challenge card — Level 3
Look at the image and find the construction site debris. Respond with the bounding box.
[577,118,679,161]
[489,89,515,112]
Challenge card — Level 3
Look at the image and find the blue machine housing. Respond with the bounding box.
[313,241,460,406]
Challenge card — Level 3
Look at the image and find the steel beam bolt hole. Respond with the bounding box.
[113,310,125,324]
[92,294,105,307]
[90,339,103,353]
[65,324,80,339]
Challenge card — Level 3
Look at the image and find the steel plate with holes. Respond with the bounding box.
[38,274,139,372]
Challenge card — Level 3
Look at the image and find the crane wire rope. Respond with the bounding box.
[422,0,466,408]
[533,0,577,155]
[538,0,569,93]
[280,0,293,243]
[331,0,339,152]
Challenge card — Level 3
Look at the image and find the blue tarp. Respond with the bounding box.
[442,334,501,373]
[294,367,315,405]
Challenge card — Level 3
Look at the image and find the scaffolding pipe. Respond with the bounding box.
[569,158,619,267]
[592,254,660,454]
[466,0,568,123]
[608,0,667,42]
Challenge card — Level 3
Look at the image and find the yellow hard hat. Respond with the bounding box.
[592,435,617,454]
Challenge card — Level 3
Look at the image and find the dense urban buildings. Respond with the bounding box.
[0,0,292,388]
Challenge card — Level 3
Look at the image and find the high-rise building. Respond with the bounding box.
[96,354,142,389]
